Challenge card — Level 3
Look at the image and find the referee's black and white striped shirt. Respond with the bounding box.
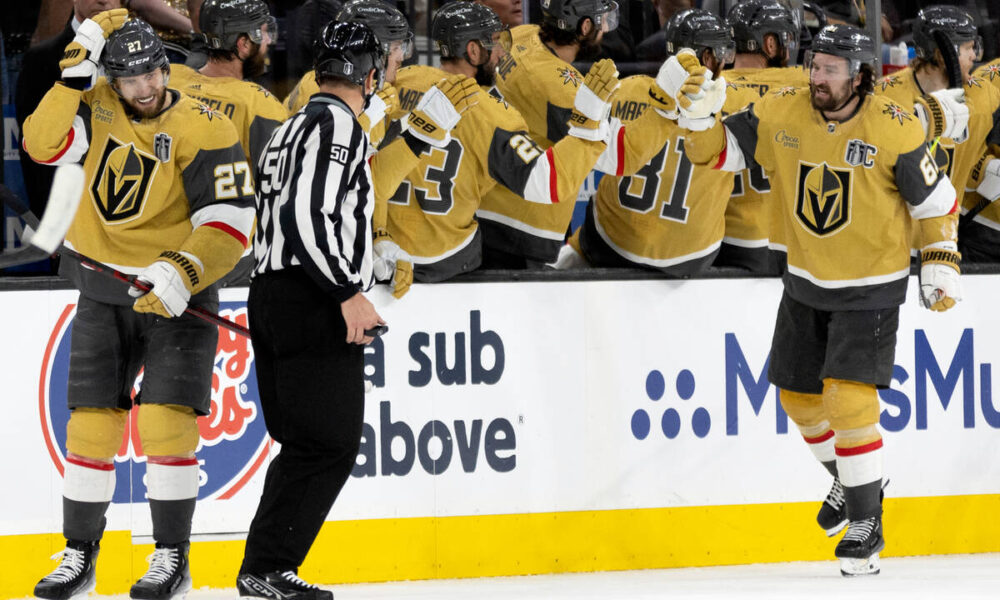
[252,93,374,302]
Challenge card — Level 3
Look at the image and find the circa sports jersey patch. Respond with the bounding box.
[882,102,912,125]
[558,66,582,87]
[90,135,159,224]
[795,161,852,237]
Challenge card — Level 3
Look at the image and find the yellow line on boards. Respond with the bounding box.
[2,495,998,598]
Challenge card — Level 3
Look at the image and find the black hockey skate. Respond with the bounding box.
[129,542,192,600]
[237,571,334,600]
[835,516,885,576]
[817,477,848,536]
[34,540,99,600]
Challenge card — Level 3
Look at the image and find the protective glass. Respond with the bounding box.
[479,28,510,52]
[597,1,619,33]
[253,16,279,45]
[391,31,415,60]
[710,43,736,65]
[498,28,513,52]
[804,50,858,82]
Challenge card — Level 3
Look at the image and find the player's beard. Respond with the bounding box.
[475,61,497,87]
[242,45,269,79]
[125,89,168,119]
[810,79,854,112]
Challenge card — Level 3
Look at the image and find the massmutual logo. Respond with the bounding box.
[39,303,270,503]
[629,331,1000,441]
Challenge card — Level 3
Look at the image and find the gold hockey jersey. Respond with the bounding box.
[390,65,604,281]
[284,69,319,115]
[170,63,287,165]
[582,75,736,275]
[974,59,1000,87]
[688,89,958,310]
[22,81,254,304]
[877,67,1000,216]
[723,66,810,256]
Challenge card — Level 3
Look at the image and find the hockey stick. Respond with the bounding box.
[0,165,84,269]
[959,195,991,228]
[0,182,253,340]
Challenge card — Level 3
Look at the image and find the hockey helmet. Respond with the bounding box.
[314,21,386,92]
[912,5,982,63]
[665,9,735,66]
[728,0,798,54]
[539,0,619,34]
[337,0,414,60]
[102,19,169,80]
[200,0,277,52]
[804,24,875,77]
[431,2,505,60]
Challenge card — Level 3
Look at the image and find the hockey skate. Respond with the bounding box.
[816,477,848,536]
[835,516,885,576]
[237,571,334,600]
[34,540,99,600]
[130,542,192,600]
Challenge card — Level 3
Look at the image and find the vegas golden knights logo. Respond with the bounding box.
[795,161,852,236]
[90,136,158,223]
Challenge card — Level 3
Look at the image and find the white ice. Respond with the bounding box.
[38,554,1000,600]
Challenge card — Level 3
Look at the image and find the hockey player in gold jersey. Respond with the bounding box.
[564,9,741,276]
[671,24,961,576]
[170,0,288,284]
[720,0,809,273]
[875,6,1000,263]
[23,16,254,600]
[387,2,617,281]
[481,0,657,267]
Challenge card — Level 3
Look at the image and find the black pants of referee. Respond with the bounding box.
[240,267,365,575]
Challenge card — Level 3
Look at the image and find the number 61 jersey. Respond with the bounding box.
[23,80,253,304]
[704,89,958,311]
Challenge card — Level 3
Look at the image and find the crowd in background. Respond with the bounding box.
[2,0,999,279]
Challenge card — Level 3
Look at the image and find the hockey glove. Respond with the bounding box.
[647,82,679,120]
[59,8,129,90]
[914,88,969,143]
[359,84,404,135]
[130,250,203,318]
[568,59,620,141]
[975,158,1000,202]
[404,75,478,148]
[655,50,705,106]
[919,243,962,312]
[372,229,413,299]
[678,76,726,132]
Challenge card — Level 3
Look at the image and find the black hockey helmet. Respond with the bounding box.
[539,0,619,33]
[200,0,277,52]
[728,0,798,54]
[102,19,169,80]
[337,0,414,60]
[314,21,386,92]
[912,5,982,63]
[805,24,875,76]
[664,9,735,66]
[431,2,504,60]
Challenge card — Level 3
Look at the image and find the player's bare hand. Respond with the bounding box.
[341,291,384,345]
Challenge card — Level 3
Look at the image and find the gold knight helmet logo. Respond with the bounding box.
[90,136,158,223]
[795,161,852,236]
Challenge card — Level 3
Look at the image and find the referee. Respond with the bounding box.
[237,22,386,599]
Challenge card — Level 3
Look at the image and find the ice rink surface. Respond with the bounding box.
[36,554,999,600]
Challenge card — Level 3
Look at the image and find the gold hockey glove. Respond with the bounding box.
[404,75,478,148]
[914,88,969,143]
[372,228,413,299]
[568,59,620,141]
[59,9,129,90]
[129,251,203,318]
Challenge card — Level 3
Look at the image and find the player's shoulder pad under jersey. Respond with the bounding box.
[974,59,1000,84]
[867,94,926,152]
[173,95,242,150]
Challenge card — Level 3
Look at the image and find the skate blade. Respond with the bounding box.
[825,519,848,537]
[839,553,881,577]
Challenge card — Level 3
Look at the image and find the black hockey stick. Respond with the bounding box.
[0,165,84,269]
[0,181,253,340]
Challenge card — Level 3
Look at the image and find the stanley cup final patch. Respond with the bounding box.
[154,132,173,163]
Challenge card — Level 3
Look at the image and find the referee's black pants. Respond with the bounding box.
[240,267,365,575]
